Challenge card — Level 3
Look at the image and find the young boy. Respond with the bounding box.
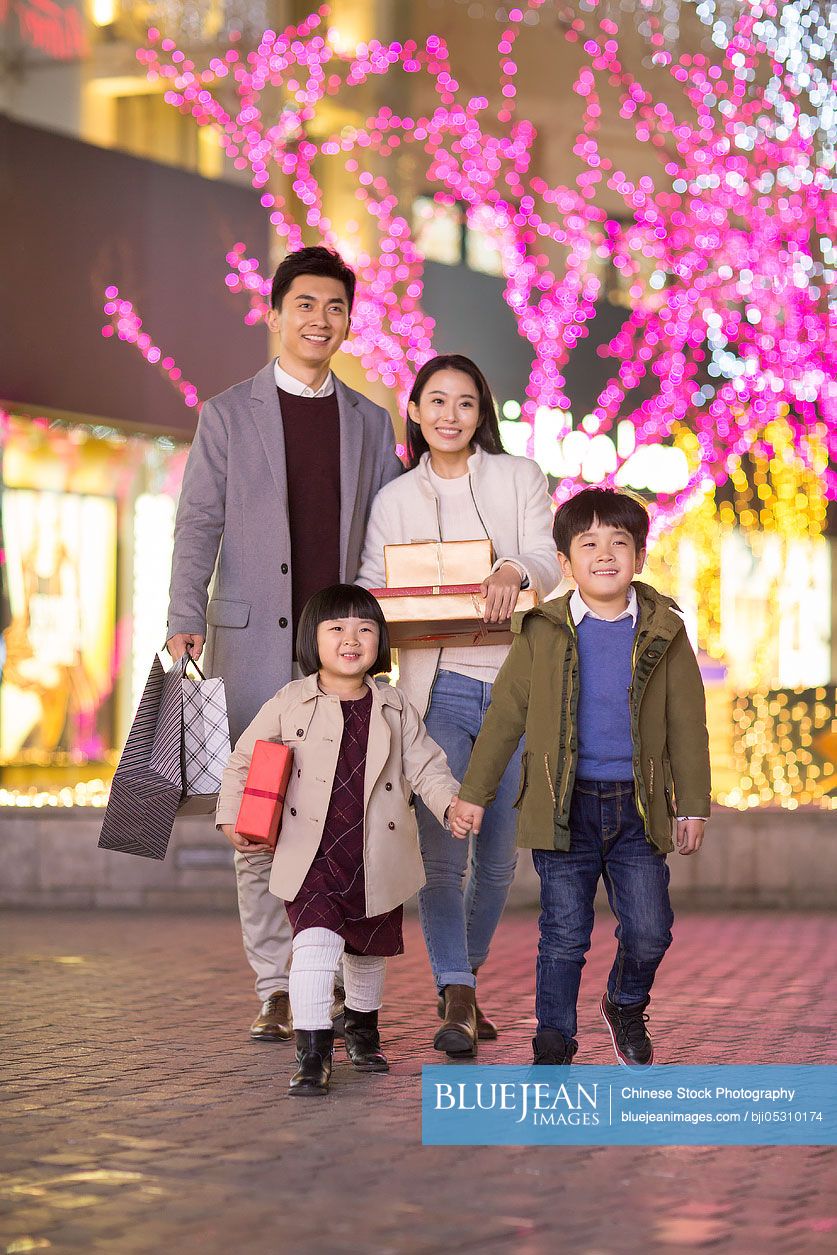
[450,487,710,1067]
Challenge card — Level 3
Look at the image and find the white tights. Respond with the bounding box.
[289,927,387,1031]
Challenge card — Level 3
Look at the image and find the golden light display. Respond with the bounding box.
[728,688,837,812]
[644,412,833,811]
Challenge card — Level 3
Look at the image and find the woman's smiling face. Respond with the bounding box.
[408,369,481,458]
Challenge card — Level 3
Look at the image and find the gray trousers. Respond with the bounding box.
[234,849,294,1000]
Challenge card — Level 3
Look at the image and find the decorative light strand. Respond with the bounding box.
[102,287,203,410]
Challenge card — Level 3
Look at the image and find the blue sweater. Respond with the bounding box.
[575,615,635,781]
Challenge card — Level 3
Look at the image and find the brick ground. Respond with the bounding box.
[2,908,836,1254]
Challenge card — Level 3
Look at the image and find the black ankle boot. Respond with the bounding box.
[532,1029,578,1065]
[343,1008,389,1072]
[289,1029,334,1096]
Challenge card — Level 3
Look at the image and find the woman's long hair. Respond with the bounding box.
[404,354,505,470]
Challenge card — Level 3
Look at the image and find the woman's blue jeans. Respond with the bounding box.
[415,669,523,991]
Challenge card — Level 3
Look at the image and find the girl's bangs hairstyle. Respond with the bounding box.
[296,584,392,677]
[404,353,505,469]
[552,487,650,556]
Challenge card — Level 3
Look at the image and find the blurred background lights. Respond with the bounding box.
[101,0,834,538]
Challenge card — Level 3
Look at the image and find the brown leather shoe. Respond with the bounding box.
[250,991,293,1041]
[474,998,498,1041]
[433,984,477,1057]
[331,984,346,1040]
[437,990,498,1040]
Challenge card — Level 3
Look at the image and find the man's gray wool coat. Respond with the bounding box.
[167,360,403,741]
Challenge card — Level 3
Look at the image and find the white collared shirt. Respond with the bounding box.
[570,585,638,626]
[273,357,335,398]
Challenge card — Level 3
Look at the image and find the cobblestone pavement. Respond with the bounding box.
[2,908,836,1255]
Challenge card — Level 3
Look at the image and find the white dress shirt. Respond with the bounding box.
[569,585,703,823]
[570,586,638,626]
[273,358,335,398]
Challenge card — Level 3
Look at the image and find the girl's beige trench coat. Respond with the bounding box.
[216,673,460,916]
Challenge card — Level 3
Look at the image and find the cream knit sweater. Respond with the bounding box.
[357,446,562,717]
[425,463,509,684]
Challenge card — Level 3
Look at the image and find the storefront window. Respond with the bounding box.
[0,413,187,804]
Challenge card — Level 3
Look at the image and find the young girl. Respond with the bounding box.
[357,355,561,1056]
[216,584,459,1097]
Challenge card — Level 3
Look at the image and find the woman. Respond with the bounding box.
[357,354,561,1056]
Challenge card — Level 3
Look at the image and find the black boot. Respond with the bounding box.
[600,993,654,1067]
[288,1029,334,1096]
[532,1029,578,1065]
[343,1008,389,1072]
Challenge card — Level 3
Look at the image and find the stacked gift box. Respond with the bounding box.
[370,540,537,649]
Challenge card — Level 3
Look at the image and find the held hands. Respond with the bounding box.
[676,818,706,856]
[220,823,264,854]
[448,798,486,840]
[480,563,523,624]
[167,632,206,662]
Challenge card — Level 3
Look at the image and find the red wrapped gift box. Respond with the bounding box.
[235,740,294,850]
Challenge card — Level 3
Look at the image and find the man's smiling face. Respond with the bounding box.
[267,274,350,376]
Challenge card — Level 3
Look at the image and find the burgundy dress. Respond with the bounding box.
[285,689,404,956]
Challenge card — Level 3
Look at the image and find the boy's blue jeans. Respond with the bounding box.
[415,670,523,991]
[532,779,674,1041]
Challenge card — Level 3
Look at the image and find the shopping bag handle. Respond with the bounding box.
[160,639,209,680]
[181,646,208,682]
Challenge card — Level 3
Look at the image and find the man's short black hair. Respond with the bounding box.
[295,584,392,677]
[552,487,650,556]
[270,246,356,313]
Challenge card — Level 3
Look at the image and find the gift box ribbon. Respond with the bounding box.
[244,786,286,802]
[372,582,485,597]
[371,584,485,623]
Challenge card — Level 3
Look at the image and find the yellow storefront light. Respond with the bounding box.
[90,0,117,27]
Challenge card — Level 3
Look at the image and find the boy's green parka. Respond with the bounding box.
[458,581,711,853]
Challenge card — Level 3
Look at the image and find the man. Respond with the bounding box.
[166,246,402,1041]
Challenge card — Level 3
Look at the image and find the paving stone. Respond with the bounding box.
[1,908,836,1254]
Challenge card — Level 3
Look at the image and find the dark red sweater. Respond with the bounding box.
[278,387,341,637]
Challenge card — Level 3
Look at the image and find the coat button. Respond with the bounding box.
[385,782,392,791]
[388,821,395,830]
[297,769,301,778]
[290,807,297,817]
[279,617,288,629]
[296,729,304,737]
[281,563,288,574]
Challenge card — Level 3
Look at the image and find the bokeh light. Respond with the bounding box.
[101,0,835,534]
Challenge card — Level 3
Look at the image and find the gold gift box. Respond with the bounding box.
[383,539,494,589]
[371,583,538,650]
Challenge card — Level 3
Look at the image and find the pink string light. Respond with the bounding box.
[107,0,835,526]
[102,287,202,410]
